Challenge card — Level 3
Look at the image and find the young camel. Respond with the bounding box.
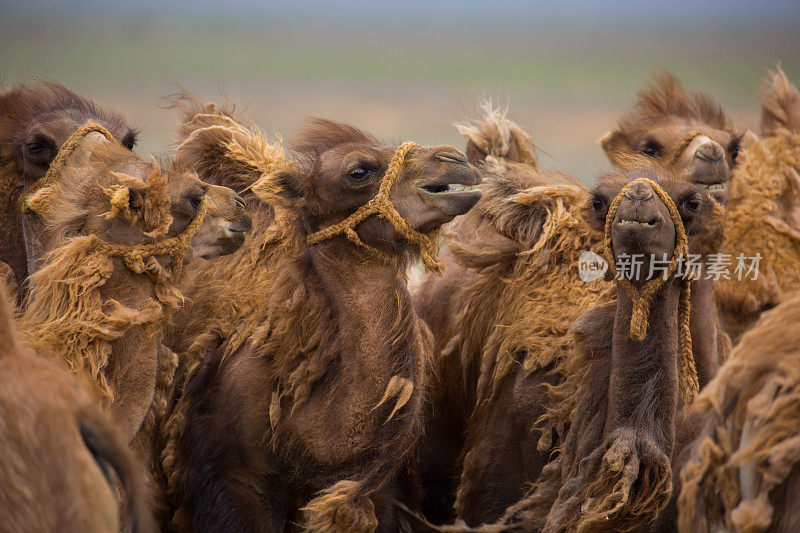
[15,129,250,484]
[0,276,153,532]
[0,81,137,293]
[163,109,483,532]
[678,290,800,533]
[498,167,725,532]
[600,71,743,205]
[714,68,800,344]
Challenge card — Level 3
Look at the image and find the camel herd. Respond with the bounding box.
[0,67,799,532]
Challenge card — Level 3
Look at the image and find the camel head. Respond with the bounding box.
[585,167,724,287]
[0,81,136,188]
[270,118,482,260]
[21,134,250,270]
[600,72,743,205]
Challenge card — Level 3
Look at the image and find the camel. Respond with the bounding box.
[600,71,743,205]
[493,167,725,532]
[0,81,137,294]
[714,68,800,344]
[413,101,731,525]
[413,107,610,525]
[13,126,251,511]
[162,101,483,531]
[678,290,800,533]
[0,275,153,532]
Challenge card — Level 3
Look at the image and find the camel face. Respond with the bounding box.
[601,72,742,205]
[187,180,252,259]
[0,82,136,188]
[290,119,482,250]
[587,169,723,287]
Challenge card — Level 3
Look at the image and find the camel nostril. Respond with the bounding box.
[234,195,246,209]
[435,151,468,165]
[624,182,654,203]
[694,142,724,164]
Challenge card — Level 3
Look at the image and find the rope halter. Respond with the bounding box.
[603,177,699,404]
[21,123,206,284]
[305,141,443,273]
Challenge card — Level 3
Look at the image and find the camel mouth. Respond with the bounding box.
[617,218,660,229]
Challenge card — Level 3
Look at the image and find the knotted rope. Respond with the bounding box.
[603,177,699,404]
[305,141,443,273]
[22,123,205,283]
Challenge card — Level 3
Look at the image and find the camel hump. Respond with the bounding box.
[455,101,538,167]
[760,67,800,136]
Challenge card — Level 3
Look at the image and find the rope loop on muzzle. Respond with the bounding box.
[306,141,443,273]
[21,123,206,283]
[603,177,699,404]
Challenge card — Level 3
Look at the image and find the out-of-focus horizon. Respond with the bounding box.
[1,0,798,180]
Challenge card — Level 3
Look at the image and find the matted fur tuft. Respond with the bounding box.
[17,236,164,402]
[301,480,378,533]
[618,71,733,133]
[760,67,800,136]
[455,102,538,166]
[679,291,800,533]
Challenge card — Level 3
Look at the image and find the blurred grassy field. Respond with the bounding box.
[1,8,798,180]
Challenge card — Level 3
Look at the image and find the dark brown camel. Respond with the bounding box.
[0,81,137,293]
[163,106,483,532]
[0,273,153,532]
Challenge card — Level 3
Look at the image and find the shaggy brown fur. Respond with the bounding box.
[498,169,725,533]
[163,102,482,532]
[0,81,137,293]
[678,290,800,533]
[600,71,742,205]
[13,132,249,522]
[0,277,153,532]
[715,68,800,344]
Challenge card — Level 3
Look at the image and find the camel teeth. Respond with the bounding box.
[447,184,477,192]
[619,219,654,227]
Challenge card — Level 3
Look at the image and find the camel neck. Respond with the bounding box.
[689,276,720,387]
[607,278,681,454]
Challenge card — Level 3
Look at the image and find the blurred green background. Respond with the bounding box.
[2,0,798,180]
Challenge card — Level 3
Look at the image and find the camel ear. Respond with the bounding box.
[251,168,304,204]
[598,130,630,166]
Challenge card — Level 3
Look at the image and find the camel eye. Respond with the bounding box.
[640,142,663,158]
[25,142,47,155]
[729,145,739,163]
[346,168,373,183]
[682,198,700,211]
[591,197,605,212]
[188,194,203,208]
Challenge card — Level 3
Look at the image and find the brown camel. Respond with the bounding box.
[0,275,153,532]
[162,104,483,532]
[496,167,725,532]
[414,103,730,526]
[678,290,800,533]
[14,128,250,507]
[413,107,610,525]
[714,67,800,344]
[600,71,743,205]
[0,81,137,293]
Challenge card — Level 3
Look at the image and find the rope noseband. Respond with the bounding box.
[21,123,206,283]
[305,141,443,273]
[603,177,699,404]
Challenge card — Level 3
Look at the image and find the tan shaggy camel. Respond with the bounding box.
[714,68,800,344]
[678,290,800,533]
[0,276,153,532]
[162,100,483,532]
[13,129,250,515]
[493,166,725,532]
[0,81,137,294]
[600,71,743,205]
